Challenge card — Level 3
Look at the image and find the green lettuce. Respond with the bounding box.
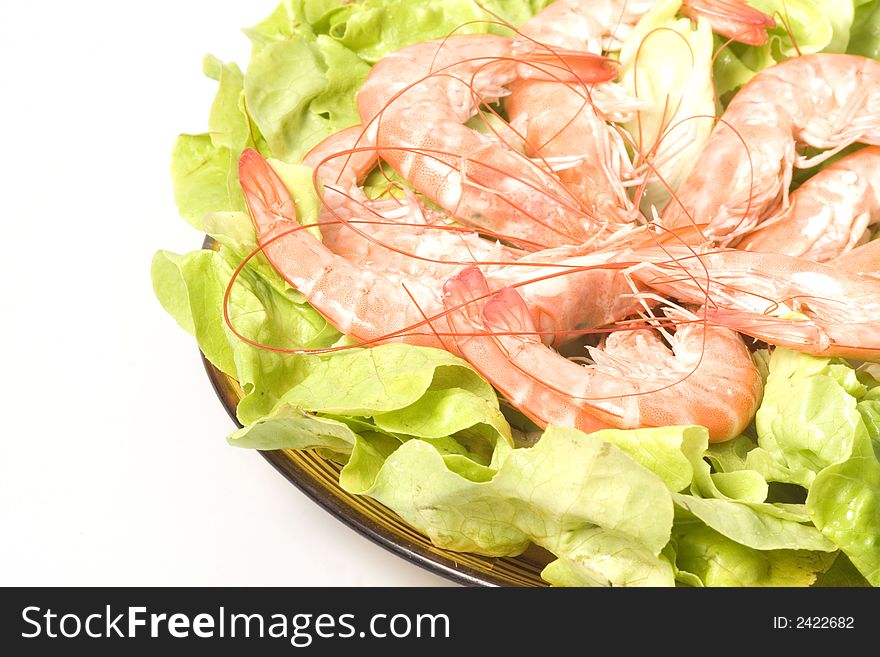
[749,349,870,487]
[151,247,340,425]
[244,34,370,163]
[850,0,880,59]
[713,0,874,101]
[673,524,835,587]
[170,135,246,229]
[171,0,555,230]
[324,0,554,64]
[730,348,880,585]
[232,398,679,586]
[807,441,880,586]
[361,427,676,587]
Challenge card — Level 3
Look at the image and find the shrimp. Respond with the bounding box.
[831,238,880,277]
[679,0,775,45]
[505,0,646,227]
[239,147,450,350]
[356,2,773,249]
[443,267,762,442]
[356,34,622,249]
[507,0,771,226]
[662,54,880,244]
[303,125,524,277]
[739,146,880,262]
[240,148,643,352]
[629,247,880,361]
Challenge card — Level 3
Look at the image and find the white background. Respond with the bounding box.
[0,0,450,586]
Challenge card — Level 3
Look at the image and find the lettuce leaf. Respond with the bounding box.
[362,427,675,586]
[170,135,246,229]
[748,349,866,487]
[737,348,880,584]
[850,0,880,59]
[673,494,835,552]
[244,34,370,163]
[151,248,339,425]
[232,407,678,586]
[713,0,868,102]
[807,443,880,586]
[673,524,835,587]
[586,426,700,493]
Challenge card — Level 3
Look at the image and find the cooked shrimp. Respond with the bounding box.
[679,0,775,46]
[507,0,771,225]
[663,54,880,244]
[356,34,621,249]
[505,71,638,229]
[831,238,880,277]
[505,0,650,227]
[740,147,880,261]
[630,247,880,361]
[241,148,642,351]
[303,125,525,277]
[303,125,378,203]
[442,267,613,434]
[444,267,762,442]
[240,147,450,349]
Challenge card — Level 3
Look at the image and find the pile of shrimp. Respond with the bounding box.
[233,0,880,443]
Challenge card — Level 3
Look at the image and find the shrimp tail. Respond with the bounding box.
[443,267,611,434]
[443,266,491,327]
[520,50,619,85]
[239,147,298,237]
[680,0,775,46]
[482,287,540,341]
[449,271,543,346]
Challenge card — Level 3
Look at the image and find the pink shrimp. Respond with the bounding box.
[443,267,762,442]
[831,238,880,277]
[240,148,643,352]
[303,125,524,278]
[240,147,450,350]
[504,0,653,227]
[663,54,880,245]
[679,0,775,46]
[630,247,880,361]
[356,34,622,249]
[739,147,880,261]
[507,0,772,226]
